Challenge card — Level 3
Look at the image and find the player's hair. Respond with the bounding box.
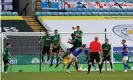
[6,43,11,46]
[122,39,126,42]
[77,26,80,28]
[45,30,49,32]
[54,29,58,32]
[82,44,87,47]
[71,33,75,37]
[105,38,109,41]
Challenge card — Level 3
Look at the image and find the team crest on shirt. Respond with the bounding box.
[113,24,133,41]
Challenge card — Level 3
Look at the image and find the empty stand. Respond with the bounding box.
[22,16,45,32]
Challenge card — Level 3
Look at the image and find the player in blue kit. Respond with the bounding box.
[66,44,87,73]
[121,39,132,72]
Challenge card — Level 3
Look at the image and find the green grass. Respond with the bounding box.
[2,71,133,80]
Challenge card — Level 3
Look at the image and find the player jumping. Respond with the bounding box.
[50,29,61,68]
[121,39,132,72]
[3,43,12,73]
[101,39,113,71]
[39,30,52,65]
[66,44,87,73]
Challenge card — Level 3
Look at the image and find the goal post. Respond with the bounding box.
[1,32,113,72]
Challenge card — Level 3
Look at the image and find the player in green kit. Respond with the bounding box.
[50,29,61,68]
[74,26,83,47]
[3,43,12,73]
[39,30,52,65]
[101,39,113,71]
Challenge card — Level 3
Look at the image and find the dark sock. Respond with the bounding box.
[85,57,88,62]
[98,64,102,74]
[67,62,72,69]
[75,62,78,70]
[50,56,54,65]
[88,64,91,74]
[101,62,104,71]
[56,56,59,66]
[47,56,50,61]
[124,63,127,70]
[126,63,131,69]
[4,65,8,72]
[109,61,113,69]
[42,55,44,63]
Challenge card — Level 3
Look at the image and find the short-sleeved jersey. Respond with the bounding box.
[122,44,128,56]
[72,48,83,57]
[53,34,60,46]
[74,30,83,42]
[41,35,52,46]
[3,47,10,60]
[72,38,79,48]
[89,41,101,52]
[102,43,111,55]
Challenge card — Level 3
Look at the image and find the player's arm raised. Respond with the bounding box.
[8,52,12,59]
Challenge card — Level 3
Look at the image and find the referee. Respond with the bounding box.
[87,36,102,74]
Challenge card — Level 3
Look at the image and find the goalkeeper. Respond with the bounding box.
[3,43,12,73]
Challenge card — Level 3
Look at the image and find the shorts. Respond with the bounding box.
[42,46,50,55]
[70,54,78,62]
[3,59,9,65]
[70,47,76,52]
[89,52,100,63]
[79,42,82,47]
[122,56,128,61]
[52,45,60,53]
[102,55,111,61]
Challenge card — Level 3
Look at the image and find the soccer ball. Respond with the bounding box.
[72,26,75,30]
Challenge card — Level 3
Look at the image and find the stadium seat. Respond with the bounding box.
[71,8,77,12]
[127,8,133,12]
[116,8,123,12]
[126,12,133,16]
[77,8,84,12]
[105,8,111,12]
[109,12,115,16]
[88,7,95,12]
[75,12,82,16]
[36,12,42,16]
[92,12,99,16]
[83,8,88,12]
[52,12,58,16]
[69,12,75,16]
[122,8,128,12]
[65,8,71,12]
[81,12,86,16]
[13,12,18,16]
[58,12,64,16]
[111,8,117,12]
[115,12,121,16]
[64,12,71,16]
[42,12,52,16]
[1,12,6,16]
[99,12,104,16]
[120,12,127,16]
[6,12,12,16]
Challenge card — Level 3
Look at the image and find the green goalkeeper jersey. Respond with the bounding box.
[72,38,79,48]
[102,43,111,55]
[74,30,83,42]
[3,47,10,60]
[41,35,52,47]
[53,34,60,46]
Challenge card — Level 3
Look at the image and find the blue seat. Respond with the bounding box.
[58,12,64,16]
[120,12,127,16]
[52,12,58,16]
[88,7,95,12]
[6,12,12,16]
[1,12,6,16]
[92,12,99,16]
[116,8,123,12]
[71,8,77,12]
[83,8,88,12]
[127,8,133,12]
[69,12,75,16]
[65,8,71,12]
[13,12,18,16]
[75,12,81,16]
[122,8,128,12]
[111,8,117,12]
[64,12,71,16]
[99,12,104,16]
[105,8,111,12]
[77,8,84,12]
[95,8,101,12]
[42,12,52,16]
[36,12,42,16]
[115,12,121,16]
[109,12,115,16]
[126,12,133,16]
[81,12,87,16]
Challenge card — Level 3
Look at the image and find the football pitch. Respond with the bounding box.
[1,71,133,80]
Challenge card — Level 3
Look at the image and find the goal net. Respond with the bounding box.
[1,32,113,72]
